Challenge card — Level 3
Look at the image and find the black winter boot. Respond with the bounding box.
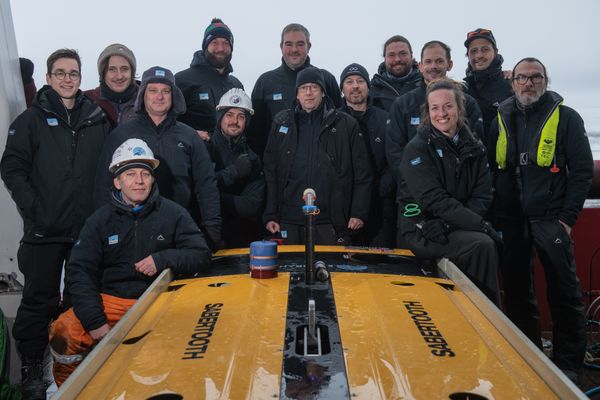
[21,356,46,400]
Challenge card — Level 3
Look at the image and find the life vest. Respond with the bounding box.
[495,101,562,169]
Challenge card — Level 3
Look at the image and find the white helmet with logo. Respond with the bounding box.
[216,88,254,115]
[109,138,160,174]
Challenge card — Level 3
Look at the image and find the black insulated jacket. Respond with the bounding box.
[1,86,109,242]
[67,185,210,331]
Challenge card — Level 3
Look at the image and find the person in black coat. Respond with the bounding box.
[95,66,222,249]
[50,138,210,385]
[397,79,500,304]
[0,48,110,399]
[490,58,593,381]
[263,67,372,245]
[208,88,265,248]
[338,63,395,247]
[248,23,342,158]
[370,35,422,112]
[175,18,244,140]
[462,28,513,146]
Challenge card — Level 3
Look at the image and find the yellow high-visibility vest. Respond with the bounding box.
[495,102,561,169]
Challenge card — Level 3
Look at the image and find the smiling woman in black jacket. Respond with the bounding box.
[397,79,500,304]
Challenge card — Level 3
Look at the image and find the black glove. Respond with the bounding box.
[480,220,503,252]
[233,154,253,179]
[205,226,223,251]
[419,219,450,244]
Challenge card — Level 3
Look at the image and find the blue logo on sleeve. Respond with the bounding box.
[47,118,58,126]
[273,93,283,101]
[410,117,420,125]
[436,149,444,158]
[279,126,289,134]
[108,234,119,245]
[410,157,422,166]
[8,129,15,136]
[199,93,209,100]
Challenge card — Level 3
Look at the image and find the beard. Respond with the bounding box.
[205,50,232,69]
[516,90,543,107]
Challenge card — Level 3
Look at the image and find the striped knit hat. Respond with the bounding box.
[202,18,233,51]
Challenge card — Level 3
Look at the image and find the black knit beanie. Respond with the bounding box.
[296,67,326,94]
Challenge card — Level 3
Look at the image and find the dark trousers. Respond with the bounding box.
[495,218,586,373]
[402,229,501,305]
[13,242,72,358]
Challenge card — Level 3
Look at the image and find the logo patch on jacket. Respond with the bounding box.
[199,93,209,100]
[410,117,420,125]
[436,149,443,158]
[279,126,289,134]
[157,234,165,241]
[47,118,58,126]
[273,93,283,101]
[108,234,119,245]
[8,128,15,136]
[410,157,422,166]
[375,137,382,143]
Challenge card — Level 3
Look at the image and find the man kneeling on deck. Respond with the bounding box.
[49,138,211,386]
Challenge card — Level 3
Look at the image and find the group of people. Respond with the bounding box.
[0,19,593,398]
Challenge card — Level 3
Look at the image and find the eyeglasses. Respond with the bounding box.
[298,84,321,93]
[51,71,81,81]
[513,74,545,85]
[146,88,172,96]
[467,28,492,38]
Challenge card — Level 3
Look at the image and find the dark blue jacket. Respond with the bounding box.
[175,51,243,132]
[67,185,210,331]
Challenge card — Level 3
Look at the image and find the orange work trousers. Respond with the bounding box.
[49,293,136,386]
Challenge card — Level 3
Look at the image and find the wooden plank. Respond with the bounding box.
[437,258,587,399]
[51,268,173,399]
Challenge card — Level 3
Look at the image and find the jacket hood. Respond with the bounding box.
[133,73,186,115]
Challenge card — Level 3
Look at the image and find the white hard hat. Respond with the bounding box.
[216,88,254,115]
[109,138,160,174]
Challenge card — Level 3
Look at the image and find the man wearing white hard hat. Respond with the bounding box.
[49,138,210,386]
[207,88,265,247]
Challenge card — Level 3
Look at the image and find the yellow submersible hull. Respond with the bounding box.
[53,246,586,399]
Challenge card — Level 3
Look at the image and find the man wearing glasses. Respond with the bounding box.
[490,57,593,383]
[263,67,372,245]
[0,48,109,398]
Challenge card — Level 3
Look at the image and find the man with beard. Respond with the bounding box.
[95,66,222,250]
[85,43,139,128]
[1,48,109,398]
[176,18,243,140]
[207,89,265,247]
[338,63,394,247]
[463,28,512,150]
[371,35,422,111]
[248,23,342,158]
[263,67,371,245]
[490,58,593,382]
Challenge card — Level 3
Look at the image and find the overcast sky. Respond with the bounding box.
[9,0,600,131]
